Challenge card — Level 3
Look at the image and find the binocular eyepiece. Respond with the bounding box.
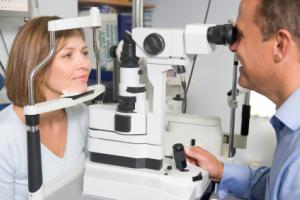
[207,24,238,45]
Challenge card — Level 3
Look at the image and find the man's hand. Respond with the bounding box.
[184,146,224,182]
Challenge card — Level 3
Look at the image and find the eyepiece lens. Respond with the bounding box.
[207,24,237,45]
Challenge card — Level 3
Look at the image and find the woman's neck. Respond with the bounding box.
[13,105,68,158]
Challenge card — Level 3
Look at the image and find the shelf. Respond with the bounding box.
[78,0,155,9]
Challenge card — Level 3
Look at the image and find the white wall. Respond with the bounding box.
[146,0,276,165]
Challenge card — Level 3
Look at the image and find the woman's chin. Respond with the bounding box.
[61,85,88,95]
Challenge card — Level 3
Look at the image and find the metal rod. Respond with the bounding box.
[0,29,9,56]
[244,90,250,105]
[203,0,212,24]
[228,54,239,158]
[28,31,56,105]
[93,28,101,85]
[0,60,5,77]
[113,56,119,102]
[132,0,144,28]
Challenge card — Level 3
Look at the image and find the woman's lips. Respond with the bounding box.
[73,75,88,82]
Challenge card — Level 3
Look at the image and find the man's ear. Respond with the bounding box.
[273,29,291,63]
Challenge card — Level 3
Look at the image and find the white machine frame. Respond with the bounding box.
[82,25,217,200]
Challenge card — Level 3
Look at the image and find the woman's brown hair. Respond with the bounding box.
[5,16,84,106]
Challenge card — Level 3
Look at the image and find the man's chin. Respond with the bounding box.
[238,77,250,89]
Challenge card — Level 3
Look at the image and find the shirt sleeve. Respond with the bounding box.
[278,154,300,199]
[218,162,270,199]
[0,140,15,200]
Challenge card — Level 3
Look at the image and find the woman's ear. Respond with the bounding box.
[273,29,291,63]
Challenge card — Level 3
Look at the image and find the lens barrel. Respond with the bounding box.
[207,24,237,45]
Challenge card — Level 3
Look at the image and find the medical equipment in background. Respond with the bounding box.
[0,0,39,18]
[0,60,4,91]
[23,7,105,200]
[82,23,238,200]
[0,0,30,17]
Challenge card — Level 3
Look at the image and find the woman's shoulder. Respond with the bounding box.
[0,105,26,171]
[0,104,26,141]
[0,104,13,120]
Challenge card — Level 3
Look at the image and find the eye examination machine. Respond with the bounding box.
[18,4,240,200]
[82,24,238,200]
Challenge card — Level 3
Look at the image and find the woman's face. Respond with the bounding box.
[43,34,92,100]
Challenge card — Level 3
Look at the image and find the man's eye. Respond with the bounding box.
[237,32,244,40]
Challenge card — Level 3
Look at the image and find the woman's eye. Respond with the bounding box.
[83,51,89,56]
[63,53,72,59]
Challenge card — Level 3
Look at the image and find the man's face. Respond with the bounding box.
[230,0,276,94]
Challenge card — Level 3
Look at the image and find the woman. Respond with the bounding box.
[0,16,91,199]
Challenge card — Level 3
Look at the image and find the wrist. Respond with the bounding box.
[217,162,224,181]
[211,161,224,182]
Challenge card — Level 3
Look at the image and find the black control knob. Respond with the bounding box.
[109,45,117,58]
[173,143,187,171]
[143,33,165,56]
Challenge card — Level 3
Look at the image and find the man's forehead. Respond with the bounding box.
[237,0,260,22]
[239,0,260,13]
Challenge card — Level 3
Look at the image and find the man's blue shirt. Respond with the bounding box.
[218,87,300,200]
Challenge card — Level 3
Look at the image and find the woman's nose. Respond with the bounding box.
[77,55,91,70]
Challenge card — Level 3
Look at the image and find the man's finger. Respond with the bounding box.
[184,146,205,162]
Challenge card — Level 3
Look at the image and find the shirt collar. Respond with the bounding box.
[273,87,300,131]
[270,116,284,133]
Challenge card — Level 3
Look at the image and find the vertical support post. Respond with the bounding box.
[132,0,144,28]
[228,54,239,158]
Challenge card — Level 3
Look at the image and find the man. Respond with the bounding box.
[185,0,300,199]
